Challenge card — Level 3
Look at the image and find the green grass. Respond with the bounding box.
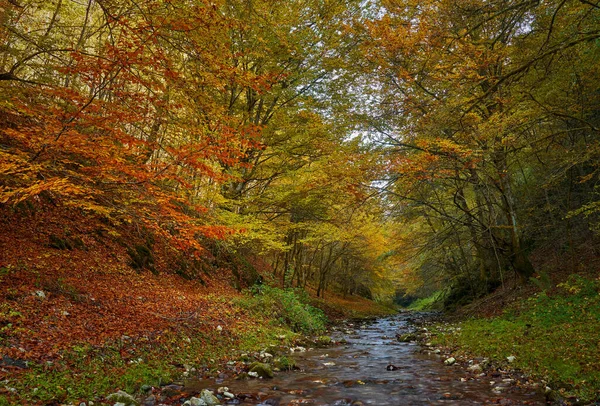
[408,290,444,310]
[432,275,600,403]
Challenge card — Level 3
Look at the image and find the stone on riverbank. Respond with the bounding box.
[106,390,139,406]
[444,357,456,366]
[200,389,220,405]
[249,362,274,378]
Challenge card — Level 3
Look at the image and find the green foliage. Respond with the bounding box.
[434,276,600,402]
[529,271,553,292]
[237,285,327,334]
[408,291,445,310]
[16,344,174,404]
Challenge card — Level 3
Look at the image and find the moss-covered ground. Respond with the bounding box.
[430,275,600,404]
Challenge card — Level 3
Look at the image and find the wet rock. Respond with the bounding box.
[183,397,207,406]
[142,395,156,406]
[396,333,417,342]
[161,384,184,398]
[467,364,483,373]
[200,389,221,405]
[274,356,296,371]
[106,390,138,406]
[258,398,280,405]
[316,336,332,346]
[249,362,274,378]
[444,357,456,366]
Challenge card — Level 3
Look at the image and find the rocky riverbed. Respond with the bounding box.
[109,312,546,405]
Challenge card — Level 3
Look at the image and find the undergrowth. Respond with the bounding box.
[236,285,327,334]
[433,275,600,403]
[408,290,444,310]
[3,286,321,405]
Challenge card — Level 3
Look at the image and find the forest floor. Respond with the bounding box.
[0,205,395,405]
[425,273,600,405]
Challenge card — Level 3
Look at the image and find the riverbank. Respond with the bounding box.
[419,275,600,405]
[0,272,394,406]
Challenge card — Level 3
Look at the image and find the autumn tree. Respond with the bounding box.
[362,0,600,301]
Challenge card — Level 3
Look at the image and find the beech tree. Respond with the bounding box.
[362,0,600,299]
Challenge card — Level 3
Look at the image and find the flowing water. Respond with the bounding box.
[186,313,545,405]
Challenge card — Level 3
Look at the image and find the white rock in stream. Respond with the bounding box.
[444,357,456,366]
[183,398,207,406]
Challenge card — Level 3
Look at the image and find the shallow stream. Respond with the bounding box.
[187,313,545,405]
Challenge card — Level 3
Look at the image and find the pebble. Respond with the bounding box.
[444,357,456,366]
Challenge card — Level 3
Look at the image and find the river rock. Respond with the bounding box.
[396,333,417,342]
[182,397,207,406]
[200,389,220,405]
[444,357,456,366]
[467,364,482,373]
[106,390,138,406]
[142,395,156,406]
[249,362,274,378]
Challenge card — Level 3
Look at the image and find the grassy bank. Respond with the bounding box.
[0,283,391,405]
[431,275,600,404]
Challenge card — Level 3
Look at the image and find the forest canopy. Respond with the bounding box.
[1,0,599,304]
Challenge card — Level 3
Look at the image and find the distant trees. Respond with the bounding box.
[0,0,396,300]
[363,0,600,302]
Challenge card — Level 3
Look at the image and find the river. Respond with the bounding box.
[186,313,546,405]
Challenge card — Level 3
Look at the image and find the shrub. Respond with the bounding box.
[237,286,327,334]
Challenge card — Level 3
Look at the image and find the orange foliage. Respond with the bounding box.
[0,0,266,255]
